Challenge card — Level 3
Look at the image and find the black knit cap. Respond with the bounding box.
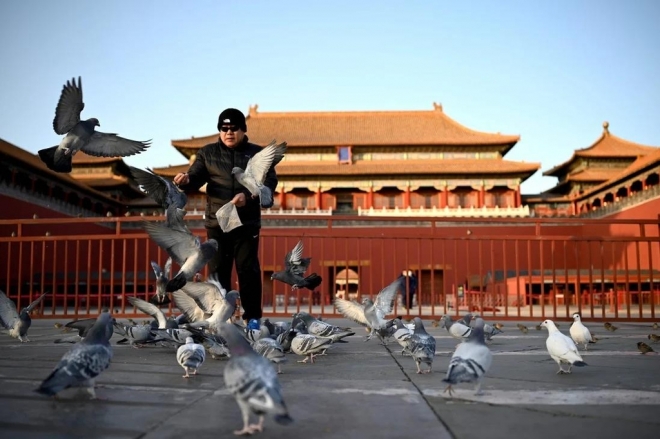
[217,108,247,132]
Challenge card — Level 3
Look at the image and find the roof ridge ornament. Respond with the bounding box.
[433,102,443,112]
[249,104,259,116]
[603,121,609,135]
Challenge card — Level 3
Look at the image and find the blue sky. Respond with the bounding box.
[1,0,658,194]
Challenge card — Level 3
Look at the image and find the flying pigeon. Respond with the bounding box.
[569,313,595,351]
[270,240,322,291]
[541,319,587,374]
[35,312,114,399]
[443,317,493,396]
[217,323,293,435]
[54,317,112,344]
[173,278,239,334]
[0,290,47,342]
[408,317,436,374]
[38,77,151,173]
[176,336,206,378]
[150,258,173,305]
[334,277,403,344]
[129,166,187,211]
[232,140,287,208]
[142,220,218,292]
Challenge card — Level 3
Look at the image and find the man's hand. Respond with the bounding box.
[173,173,189,186]
[231,193,246,207]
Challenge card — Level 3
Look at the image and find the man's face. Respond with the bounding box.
[220,125,245,148]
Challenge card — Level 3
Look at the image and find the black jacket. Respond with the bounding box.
[181,136,278,229]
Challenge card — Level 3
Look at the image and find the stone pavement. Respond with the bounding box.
[1,317,659,439]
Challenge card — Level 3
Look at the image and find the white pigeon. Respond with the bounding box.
[443,318,493,396]
[176,337,206,378]
[541,319,588,374]
[569,313,594,351]
[231,140,287,208]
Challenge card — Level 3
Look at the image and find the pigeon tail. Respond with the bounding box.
[38,146,72,173]
[149,293,171,306]
[259,185,274,208]
[572,360,587,367]
[166,274,188,292]
[35,370,75,396]
[303,273,323,290]
[274,414,294,425]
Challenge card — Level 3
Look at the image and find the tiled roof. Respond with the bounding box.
[544,122,658,177]
[171,104,520,152]
[275,159,538,176]
[0,138,121,204]
[565,168,621,182]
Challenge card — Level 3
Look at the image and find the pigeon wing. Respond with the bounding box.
[0,290,19,329]
[53,77,84,135]
[142,221,199,265]
[82,132,151,158]
[245,141,287,184]
[171,290,207,322]
[126,297,167,329]
[129,167,169,207]
[24,292,48,314]
[180,282,223,314]
[373,278,402,319]
[333,298,369,326]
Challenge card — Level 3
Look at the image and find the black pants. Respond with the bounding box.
[207,225,262,321]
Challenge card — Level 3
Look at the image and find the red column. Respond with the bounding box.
[442,187,449,208]
[403,185,411,208]
[278,188,286,209]
[315,187,322,209]
[479,185,485,208]
[367,186,374,209]
[515,186,521,207]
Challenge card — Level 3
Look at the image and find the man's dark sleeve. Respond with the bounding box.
[179,152,209,192]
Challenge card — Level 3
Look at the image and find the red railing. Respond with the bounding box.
[1,215,659,321]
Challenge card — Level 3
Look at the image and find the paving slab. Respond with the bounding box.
[0,317,658,439]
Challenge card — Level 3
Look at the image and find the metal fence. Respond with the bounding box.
[1,215,659,322]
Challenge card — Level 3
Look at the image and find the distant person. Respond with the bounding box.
[173,108,278,325]
[398,270,418,309]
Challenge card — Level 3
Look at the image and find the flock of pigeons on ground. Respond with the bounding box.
[1,76,657,435]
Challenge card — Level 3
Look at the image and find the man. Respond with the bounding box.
[173,108,278,324]
[398,269,418,310]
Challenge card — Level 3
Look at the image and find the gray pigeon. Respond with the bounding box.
[129,166,187,211]
[150,257,173,305]
[142,220,218,292]
[174,278,239,334]
[232,140,287,208]
[38,77,150,173]
[333,277,403,344]
[270,240,322,291]
[127,296,168,329]
[443,317,493,396]
[293,311,355,343]
[0,290,47,342]
[36,312,113,399]
[217,323,293,435]
[290,333,333,364]
[54,317,112,344]
[176,336,206,378]
[391,318,414,356]
[409,317,436,374]
[252,337,288,374]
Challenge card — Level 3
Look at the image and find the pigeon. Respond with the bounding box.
[113,321,153,347]
[275,328,298,352]
[232,140,287,208]
[252,338,288,374]
[443,317,493,396]
[54,317,108,344]
[176,337,206,378]
[38,77,150,173]
[0,290,47,342]
[637,342,655,354]
[129,166,187,211]
[569,313,595,351]
[150,258,173,305]
[471,315,503,341]
[439,315,472,341]
[35,312,113,399]
[408,317,436,374]
[648,334,660,343]
[604,322,618,332]
[541,319,587,374]
[174,279,239,334]
[127,296,169,329]
[270,240,322,291]
[391,318,413,356]
[142,220,218,292]
[333,277,403,344]
[290,333,333,364]
[217,323,293,435]
[292,312,355,343]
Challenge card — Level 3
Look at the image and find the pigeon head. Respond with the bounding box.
[572,313,581,321]
[86,117,100,127]
[231,167,243,176]
[540,319,557,332]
